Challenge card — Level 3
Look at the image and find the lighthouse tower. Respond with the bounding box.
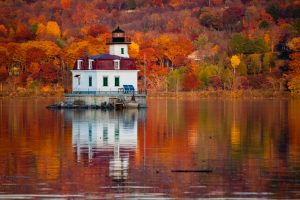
[106,26,131,58]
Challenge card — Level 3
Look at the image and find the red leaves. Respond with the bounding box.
[15,24,33,42]
[183,72,200,91]
[87,25,109,37]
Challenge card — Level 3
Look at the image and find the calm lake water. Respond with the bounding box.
[0,97,300,199]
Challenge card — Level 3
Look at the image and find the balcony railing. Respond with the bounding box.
[106,36,131,44]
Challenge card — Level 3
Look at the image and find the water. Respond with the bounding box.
[0,97,300,199]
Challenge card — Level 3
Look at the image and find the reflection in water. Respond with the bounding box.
[0,98,300,198]
[65,110,139,181]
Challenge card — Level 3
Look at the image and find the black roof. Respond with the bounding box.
[112,26,125,33]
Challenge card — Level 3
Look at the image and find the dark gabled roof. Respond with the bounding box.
[78,54,125,60]
[88,54,123,60]
[112,26,125,33]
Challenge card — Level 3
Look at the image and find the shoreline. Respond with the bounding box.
[0,90,298,99]
[146,90,295,99]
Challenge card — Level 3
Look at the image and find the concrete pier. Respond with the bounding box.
[46,92,147,110]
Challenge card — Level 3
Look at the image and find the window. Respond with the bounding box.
[89,76,92,87]
[88,59,94,70]
[114,59,120,70]
[74,74,81,85]
[115,76,120,87]
[103,76,108,87]
[77,60,83,70]
[121,48,124,54]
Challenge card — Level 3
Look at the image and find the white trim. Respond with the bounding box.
[88,59,94,70]
[77,60,83,70]
[113,59,120,70]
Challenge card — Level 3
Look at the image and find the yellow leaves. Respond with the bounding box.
[289,52,300,74]
[21,41,62,56]
[288,37,300,52]
[231,55,241,69]
[264,33,271,45]
[63,36,107,67]
[36,21,61,39]
[288,75,300,96]
[41,85,52,92]
[46,21,61,37]
[129,41,140,58]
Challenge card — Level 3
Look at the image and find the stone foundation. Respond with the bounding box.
[64,93,147,107]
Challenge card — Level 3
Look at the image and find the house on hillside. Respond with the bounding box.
[71,27,139,94]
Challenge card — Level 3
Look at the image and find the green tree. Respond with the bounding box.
[262,52,275,72]
[229,33,247,54]
[246,54,261,74]
[230,33,269,54]
[167,67,186,92]
[128,0,137,9]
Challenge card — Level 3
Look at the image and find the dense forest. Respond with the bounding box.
[0,0,299,96]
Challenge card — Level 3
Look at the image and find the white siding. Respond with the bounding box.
[71,71,98,92]
[71,70,138,92]
[109,44,129,58]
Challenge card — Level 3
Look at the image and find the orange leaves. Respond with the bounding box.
[21,41,61,57]
[87,25,109,37]
[36,23,46,38]
[28,62,40,79]
[288,37,300,52]
[61,0,71,9]
[46,21,61,38]
[0,24,7,37]
[288,37,300,74]
[288,52,300,74]
[36,21,61,39]
[152,34,193,67]
[129,41,140,59]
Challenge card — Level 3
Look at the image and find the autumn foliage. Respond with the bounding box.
[0,0,299,95]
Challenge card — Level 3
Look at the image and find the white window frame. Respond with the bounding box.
[88,59,94,70]
[114,59,120,70]
[77,60,83,70]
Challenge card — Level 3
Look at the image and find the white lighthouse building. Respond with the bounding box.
[71,27,138,94]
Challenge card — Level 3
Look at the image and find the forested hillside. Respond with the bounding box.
[0,0,299,95]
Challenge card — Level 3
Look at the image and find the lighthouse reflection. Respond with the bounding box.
[65,109,142,182]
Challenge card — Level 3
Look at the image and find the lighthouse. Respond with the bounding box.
[71,27,138,94]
